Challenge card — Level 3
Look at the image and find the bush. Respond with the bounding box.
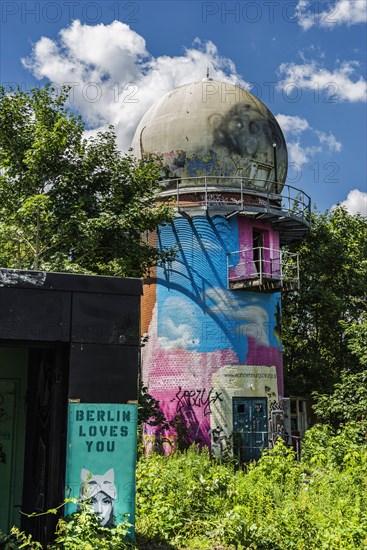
[135,427,367,549]
[0,500,132,550]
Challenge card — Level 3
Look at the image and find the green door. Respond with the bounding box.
[233,397,268,462]
[0,348,28,533]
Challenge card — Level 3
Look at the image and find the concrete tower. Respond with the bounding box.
[131,79,310,460]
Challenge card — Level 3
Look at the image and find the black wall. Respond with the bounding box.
[0,268,142,402]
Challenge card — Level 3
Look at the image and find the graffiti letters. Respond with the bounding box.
[171,387,223,417]
[143,434,176,456]
[74,407,130,453]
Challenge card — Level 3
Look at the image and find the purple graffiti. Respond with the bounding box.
[171,387,223,417]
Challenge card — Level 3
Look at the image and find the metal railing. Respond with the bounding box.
[158,176,311,226]
[227,246,299,288]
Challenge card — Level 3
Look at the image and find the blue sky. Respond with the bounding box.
[1,0,366,214]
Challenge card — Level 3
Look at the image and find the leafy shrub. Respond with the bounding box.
[0,500,132,550]
[3,424,367,549]
[136,446,234,543]
[302,421,367,469]
[135,427,367,549]
[313,370,367,427]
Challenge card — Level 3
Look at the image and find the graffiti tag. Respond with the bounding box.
[171,387,223,417]
[143,434,176,456]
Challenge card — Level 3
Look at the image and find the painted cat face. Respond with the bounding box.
[80,468,117,500]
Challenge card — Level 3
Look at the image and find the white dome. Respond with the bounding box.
[131,80,288,189]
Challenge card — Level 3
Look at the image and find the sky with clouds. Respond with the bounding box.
[0,0,366,215]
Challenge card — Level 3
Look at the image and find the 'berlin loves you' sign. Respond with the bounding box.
[65,403,138,532]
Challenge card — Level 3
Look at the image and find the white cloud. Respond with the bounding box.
[205,288,270,346]
[275,114,342,167]
[336,189,367,217]
[158,318,199,350]
[277,59,367,103]
[295,0,367,30]
[157,297,201,350]
[22,20,247,151]
[287,141,321,167]
[315,130,342,152]
[275,114,310,135]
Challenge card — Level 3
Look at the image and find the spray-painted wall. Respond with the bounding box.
[141,214,283,451]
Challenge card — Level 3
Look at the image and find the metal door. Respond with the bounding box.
[233,397,268,462]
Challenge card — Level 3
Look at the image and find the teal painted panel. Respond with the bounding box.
[65,403,138,533]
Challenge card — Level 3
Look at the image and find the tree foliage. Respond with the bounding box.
[0,84,174,276]
[282,206,367,395]
[138,384,170,429]
[312,311,367,426]
[342,311,367,369]
[312,370,367,427]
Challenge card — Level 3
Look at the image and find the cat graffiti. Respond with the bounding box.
[80,468,117,527]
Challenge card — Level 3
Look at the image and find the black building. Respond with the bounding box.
[0,268,142,544]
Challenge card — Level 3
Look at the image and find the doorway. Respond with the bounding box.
[233,397,268,462]
[0,345,69,544]
[0,348,28,533]
[252,230,264,278]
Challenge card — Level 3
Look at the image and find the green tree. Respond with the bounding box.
[342,310,367,369]
[282,206,367,395]
[312,370,367,427]
[312,311,367,426]
[0,84,173,276]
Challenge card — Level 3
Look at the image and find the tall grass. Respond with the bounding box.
[2,423,366,549]
[136,423,367,549]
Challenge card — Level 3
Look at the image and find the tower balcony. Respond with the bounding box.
[227,246,300,292]
[158,176,311,244]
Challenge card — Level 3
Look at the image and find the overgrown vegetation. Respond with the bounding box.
[135,424,367,549]
[3,422,367,549]
[1,499,132,549]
